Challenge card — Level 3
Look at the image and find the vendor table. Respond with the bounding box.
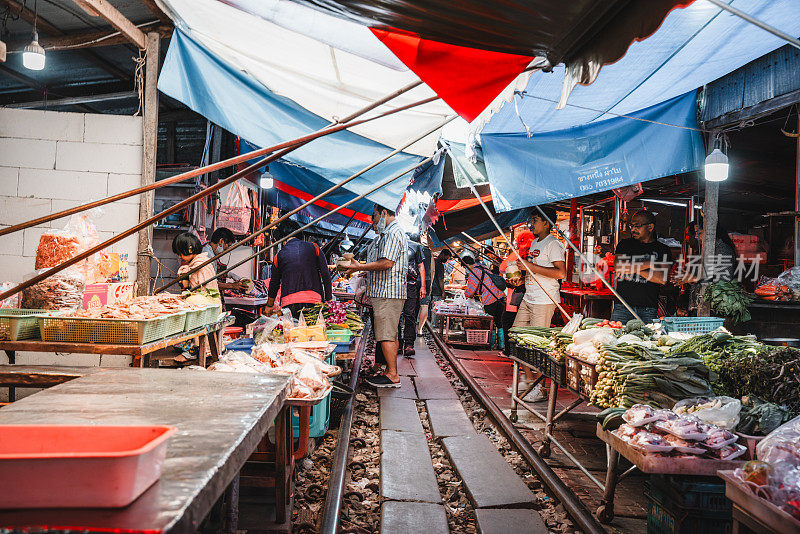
[224,296,271,316]
[732,301,800,339]
[0,368,293,533]
[595,425,745,523]
[0,317,233,401]
[560,287,613,318]
[435,312,493,347]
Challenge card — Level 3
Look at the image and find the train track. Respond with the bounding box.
[304,319,605,533]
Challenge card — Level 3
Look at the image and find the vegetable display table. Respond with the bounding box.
[224,295,271,316]
[0,317,233,399]
[0,368,293,533]
[595,425,746,523]
[506,348,598,492]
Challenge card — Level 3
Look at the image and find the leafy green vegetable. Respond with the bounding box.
[702,280,754,324]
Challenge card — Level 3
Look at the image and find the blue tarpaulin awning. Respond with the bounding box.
[158,29,422,209]
[482,91,705,212]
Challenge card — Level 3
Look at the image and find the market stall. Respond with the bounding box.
[0,368,294,531]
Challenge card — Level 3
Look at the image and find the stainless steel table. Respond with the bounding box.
[0,368,292,533]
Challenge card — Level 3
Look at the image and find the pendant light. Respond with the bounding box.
[704,133,729,182]
[22,0,45,71]
[259,173,274,189]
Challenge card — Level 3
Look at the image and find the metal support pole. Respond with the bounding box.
[706,0,800,51]
[578,205,585,288]
[796,115,800,267]
[613,197,621,249]
[700,179,720,317]
[136,31,159,297]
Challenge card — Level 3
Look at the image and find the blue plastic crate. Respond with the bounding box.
[292,350,334,438]
[224,337,255,354]
[333,340,354,353]
[662,316,725,334]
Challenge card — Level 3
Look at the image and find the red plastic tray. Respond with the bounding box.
[0,424,176,509]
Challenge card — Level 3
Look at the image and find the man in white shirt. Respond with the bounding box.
[511,207,566,400]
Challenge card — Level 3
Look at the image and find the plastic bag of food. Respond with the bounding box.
[629,432,674,453]
[20,268,85,310]
[252,343,283,366]
[757,415,800,466]
[251,315,282,344]
[219,351,273,374]
[288,349,339,376]
[622,404,661,427]
[0,282,19,309]
[35,209,102,280]
[673,396,741,429]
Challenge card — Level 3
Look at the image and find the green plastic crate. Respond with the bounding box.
[39,311,186,345]
[202,304,222,326]
[0,309,46,341]
[184,306,208,332]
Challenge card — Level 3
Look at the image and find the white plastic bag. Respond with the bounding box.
[218,182,252,235]
[673,396,741,430]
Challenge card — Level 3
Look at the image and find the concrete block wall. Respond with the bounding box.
[0,109,143,396]
[0,108,143,285]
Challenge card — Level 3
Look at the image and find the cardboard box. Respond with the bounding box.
[82,282,136,310]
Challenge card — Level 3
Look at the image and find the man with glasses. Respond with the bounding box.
[612,210,672,324]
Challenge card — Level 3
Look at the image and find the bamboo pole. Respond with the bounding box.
[0,80,429,238]
[188,155,438,291]
[154,114,455,293]
[0,97,442,303]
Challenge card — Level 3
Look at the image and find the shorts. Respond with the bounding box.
[372,297,406,342]
[512,300,557,328]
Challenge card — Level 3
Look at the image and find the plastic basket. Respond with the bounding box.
[646,477,732,534]
[332,340,353,353]
[0,309,46,341]
[292,350,334,438]
[565,354,598,399]
[326,329,352,342]
[465,329,490,345]
[201,304,222,326]
[39,312,185,345]
[546,355,567,385]
[662,316,725,334]
[183,307,208,332]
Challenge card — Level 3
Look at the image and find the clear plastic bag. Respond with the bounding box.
[35,208,103,282]
[288,361,330,399]
[20,268,85,310]
[251,315,282,344]
[0,282,19,309]
[757,415,800,466]
[217,351,274,374]
[673,396,741,429]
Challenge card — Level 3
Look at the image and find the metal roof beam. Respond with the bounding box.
[0,63,95,111]
[70,0,147,49]
[0,0,131,80]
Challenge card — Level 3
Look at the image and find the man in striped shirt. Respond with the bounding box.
[344,204,408,387]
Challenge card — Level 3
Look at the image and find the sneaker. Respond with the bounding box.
[365,374,401,388]
[522,384,547,402]
[505,380,532,394]
[404,346,416,357]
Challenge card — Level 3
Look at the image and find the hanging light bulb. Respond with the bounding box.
[340,236,354,252]
[704,148,729,182]
[23,29,45,71]
[259,173,274,189]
